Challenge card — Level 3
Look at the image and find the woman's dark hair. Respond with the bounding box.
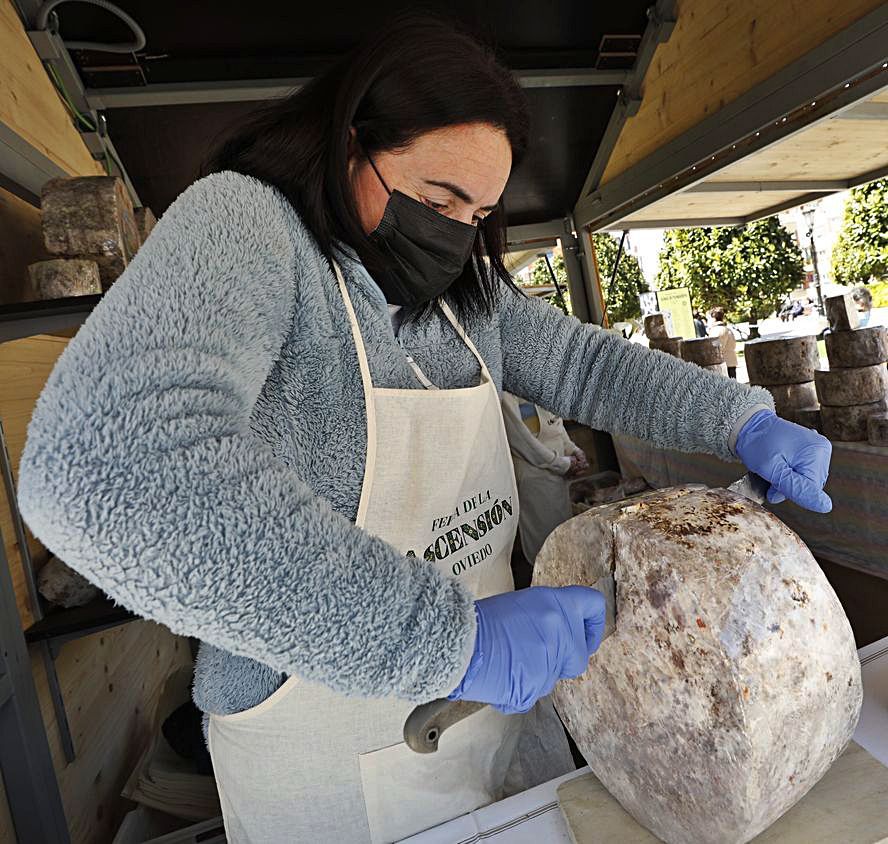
[201,13,530,319]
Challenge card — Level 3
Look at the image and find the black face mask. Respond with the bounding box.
[366,155,478,308]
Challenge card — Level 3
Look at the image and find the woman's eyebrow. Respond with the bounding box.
[424,179,499,211]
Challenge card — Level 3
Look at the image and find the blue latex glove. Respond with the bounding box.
[447,585,607,714]
[735,409,832,513]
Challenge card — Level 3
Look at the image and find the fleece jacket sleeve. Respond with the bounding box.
[499,289,774,462]
[16,171,476,702]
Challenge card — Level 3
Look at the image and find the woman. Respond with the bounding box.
[18,16,833,844]
[708,306,739,378]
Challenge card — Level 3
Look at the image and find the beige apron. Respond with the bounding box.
[208,262,526,843]
[513,457,573,563]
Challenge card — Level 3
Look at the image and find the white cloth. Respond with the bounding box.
[208,264,570,843]
[500,393,577,562]
[500,396,572,475]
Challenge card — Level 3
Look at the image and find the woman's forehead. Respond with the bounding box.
[391,124,512,204]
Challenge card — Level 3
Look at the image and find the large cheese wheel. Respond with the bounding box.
[814,365,888,407]
[134,206,157,246]
[744,335,819,385]
[825,326,888,368]
[680,337,724,366]
[868,412,888,446]
[785,406,823,432]
[41,175,140,290]
[766,381,818,415]
[533,486,861,844]
[648,337,682,357]
[821,398,888,441]
[27,258,101,299]
[824,293,859,332]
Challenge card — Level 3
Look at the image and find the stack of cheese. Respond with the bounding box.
[680,336,727,375]
[643,312,682,358]
[815,293,888,443]
[744,335,821,429]
[27,176,155,301]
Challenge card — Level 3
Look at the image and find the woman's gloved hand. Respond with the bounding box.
[735,409,832,513]
[447,585,607,715]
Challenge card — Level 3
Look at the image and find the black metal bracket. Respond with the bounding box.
[0,295,101,343]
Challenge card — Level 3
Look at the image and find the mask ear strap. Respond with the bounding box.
[366,153,392,195]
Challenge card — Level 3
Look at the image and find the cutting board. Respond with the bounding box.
[557,741,888,844]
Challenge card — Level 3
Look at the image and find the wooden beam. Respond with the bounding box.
[836,101,888,120]
[85,68,631,110]
[686,180,846,193]
[575,4,888,230]
[577,0,678,198]
[0,0,103,180]
[601,217,747,230]
[506,220,566,246]
[504,249,544,274]
[582,229,608,327]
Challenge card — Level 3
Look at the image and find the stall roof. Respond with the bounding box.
[575,2,888,233]
[6,0,886,252]
[603,86,888,230]
[18,0,664,226]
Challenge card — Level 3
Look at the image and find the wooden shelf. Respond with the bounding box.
[0,294,101,343]
[24,595,135,646]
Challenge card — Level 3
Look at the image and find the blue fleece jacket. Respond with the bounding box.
[16,171,773,719]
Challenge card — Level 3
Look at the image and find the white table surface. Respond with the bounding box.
[403,635,888,844]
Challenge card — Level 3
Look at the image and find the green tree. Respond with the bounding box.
[656,217,804,324]
[526,239,647,321]
[529,252,564,286]
[527,252,570,314]
[832,178,888,284]
[593,233,648,323]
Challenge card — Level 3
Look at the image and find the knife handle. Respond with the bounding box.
[403,698,487,753]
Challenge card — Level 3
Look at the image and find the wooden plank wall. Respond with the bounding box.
[0,187,50,304]
[600,0,886,184]
[0,333,69,629]
[0,621,191,843]
[32,626,191,843]
[0,2,194,841]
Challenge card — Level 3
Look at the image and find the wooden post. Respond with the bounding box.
[582,229,609,328]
